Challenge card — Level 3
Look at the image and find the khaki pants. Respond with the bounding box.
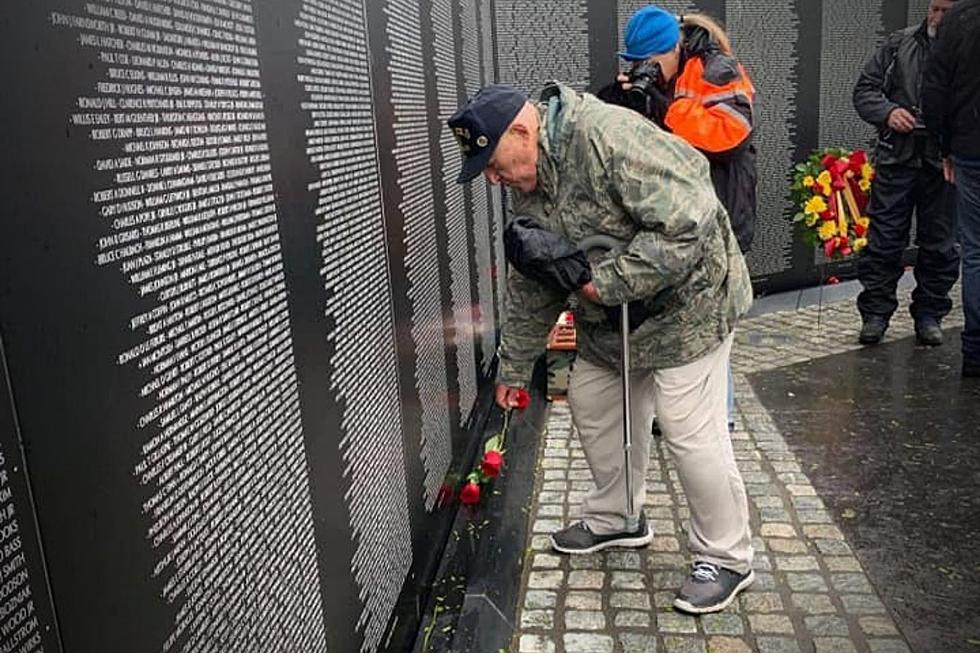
[567,332,753,573]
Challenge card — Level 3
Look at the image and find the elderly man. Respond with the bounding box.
[447,82,754,613]
[852,0,960,346]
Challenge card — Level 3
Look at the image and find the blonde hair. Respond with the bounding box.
[681,13,732,55]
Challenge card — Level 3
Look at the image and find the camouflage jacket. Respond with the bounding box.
[497,82,752,387]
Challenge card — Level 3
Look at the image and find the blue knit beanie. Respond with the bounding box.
[618,5,681,61]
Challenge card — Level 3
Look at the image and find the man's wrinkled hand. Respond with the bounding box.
[495,384,527,410]
[579,281,601,304]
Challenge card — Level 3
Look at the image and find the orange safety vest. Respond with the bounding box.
[664,55,755,154]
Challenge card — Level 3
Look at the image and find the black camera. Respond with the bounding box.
[627,61,664,103]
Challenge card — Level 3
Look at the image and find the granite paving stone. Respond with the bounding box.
[511,298,920,653]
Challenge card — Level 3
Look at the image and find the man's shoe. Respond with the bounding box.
[859,317,888,345]
[915,318,943,346]
[964,360,980,378]
[551,514,652,554]
[673,561,755,614]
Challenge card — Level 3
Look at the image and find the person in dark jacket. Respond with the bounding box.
[597,5,756,432]
[923,0,980,377]
[852,0,959,346]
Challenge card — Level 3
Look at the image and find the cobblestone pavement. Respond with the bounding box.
[513,291,965,653]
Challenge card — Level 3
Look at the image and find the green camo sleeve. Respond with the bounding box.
[590,124,721,305]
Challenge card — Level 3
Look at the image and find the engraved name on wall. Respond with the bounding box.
[432,0,479,425]
[382,0,453,510]
[494,0,590,96]
[51,1,328,650]
[295,0,412,650]
[0,445,47,653]
[727,0,800,276]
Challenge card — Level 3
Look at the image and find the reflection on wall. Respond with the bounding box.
[728,0,800,278]
[819,0,885,151]
[494,0,591,96]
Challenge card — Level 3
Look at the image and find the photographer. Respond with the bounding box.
[598,6,756,432]
[852,0,959,346]
[598,6,757,255]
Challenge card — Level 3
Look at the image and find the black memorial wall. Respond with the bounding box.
[0,1,503,652]
[0,1,926,652]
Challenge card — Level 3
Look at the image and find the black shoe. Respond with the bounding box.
[964,360,980,378]
[673,561,755,614]
[915,318,943,347]
[859,317,888,345]
[651,419,661,436]
[550,514,652,554]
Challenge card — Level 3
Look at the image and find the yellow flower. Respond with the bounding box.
[861,162,874,180]
[803,175,815,188]
[859,179,871,192]
[857,216,870,228]
[853,237,868,252]
[816,170,833,196]
[818,221,837,241]
[805,214,818,227]
[804,195,828,215]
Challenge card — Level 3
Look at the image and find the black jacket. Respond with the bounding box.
[595,25,757,253]
[922,0,980,159]
[853,21,941,169]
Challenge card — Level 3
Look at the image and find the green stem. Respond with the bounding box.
[500,407,512,449]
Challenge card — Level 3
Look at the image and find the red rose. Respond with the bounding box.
[821,153,838,169]
[460,481,481,505]
[481,450,503,478]
[824,238,838,258]
[849,150,867,172]
[826,276,840,285]
[853,222,867,238]
[514,388,530,410]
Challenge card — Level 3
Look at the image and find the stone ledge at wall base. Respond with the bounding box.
[411,358,548,653]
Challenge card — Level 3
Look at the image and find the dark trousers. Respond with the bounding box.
[857,163,959,322]
[954,157,980,363]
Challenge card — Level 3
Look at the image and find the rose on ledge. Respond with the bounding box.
[459,387,530,506]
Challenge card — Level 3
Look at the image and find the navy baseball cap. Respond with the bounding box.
[447,84,527,183]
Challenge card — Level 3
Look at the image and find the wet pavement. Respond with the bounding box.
[749,328,980,653]
[508,283,979,653]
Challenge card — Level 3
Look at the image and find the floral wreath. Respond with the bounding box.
[791,148,875,259]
